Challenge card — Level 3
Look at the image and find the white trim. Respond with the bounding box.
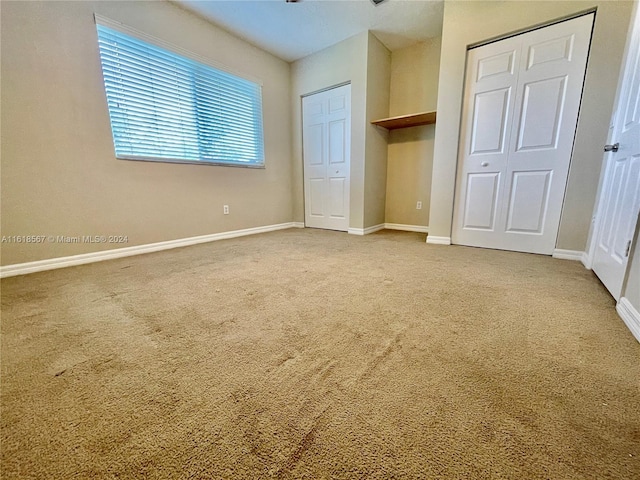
[301,81,351,98]
[552,249,584,261]
[584,212,599,270]
[426,236,451,245]
[0,223,297,278]
[292,222,305,229]
[384,223,429,233]
[348,224,385,236]
[616,297,640,343]
[365,224,386,234]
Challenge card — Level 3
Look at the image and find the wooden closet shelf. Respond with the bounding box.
[371,111,437,130]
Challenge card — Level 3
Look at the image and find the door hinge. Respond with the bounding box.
[625,240,632,257]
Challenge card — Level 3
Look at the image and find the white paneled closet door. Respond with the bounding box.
[452,14,594,254]
[302,84,351,231]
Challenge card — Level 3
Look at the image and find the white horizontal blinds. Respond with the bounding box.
[96,24,265,166]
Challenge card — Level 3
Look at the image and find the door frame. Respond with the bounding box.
[301,81,352,230]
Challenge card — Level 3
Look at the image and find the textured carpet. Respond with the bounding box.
[1,228,639,479]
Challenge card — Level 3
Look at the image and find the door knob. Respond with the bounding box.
[481,162,489,167]
[604,143,619,152]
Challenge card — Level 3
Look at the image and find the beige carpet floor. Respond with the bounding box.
[1,228,639,479]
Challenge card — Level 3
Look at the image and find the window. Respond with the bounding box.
[95,21,265,167]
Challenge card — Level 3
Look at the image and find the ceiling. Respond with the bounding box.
[174,0,444,62]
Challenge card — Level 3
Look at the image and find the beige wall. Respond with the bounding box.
[623,217,640,311]
[429,0,634,250]
[290,32,369,229]
[291,31,392,231]
[385,39,441,227]
[0,0,292,266]
[363,33,391,228]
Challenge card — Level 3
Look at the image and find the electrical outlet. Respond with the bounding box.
[416,201,422,210]
[223,205,229,215]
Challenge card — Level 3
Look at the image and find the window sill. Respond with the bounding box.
[116,156,265,169]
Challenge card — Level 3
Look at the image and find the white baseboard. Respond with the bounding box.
[0,222,299,278]
[348,224,385,236]
[617,297,640,343]
[384,223,429,233]
[426,236,451,245]
[552,249,592,269]
[292,222,305,228]
[552,249,584,261]
[581,251,592,269]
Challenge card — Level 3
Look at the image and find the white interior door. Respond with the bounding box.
[302,84,351,231]
[452,14,594,254]
[591,7,640,300]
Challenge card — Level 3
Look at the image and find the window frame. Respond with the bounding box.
[94,14,266,169]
